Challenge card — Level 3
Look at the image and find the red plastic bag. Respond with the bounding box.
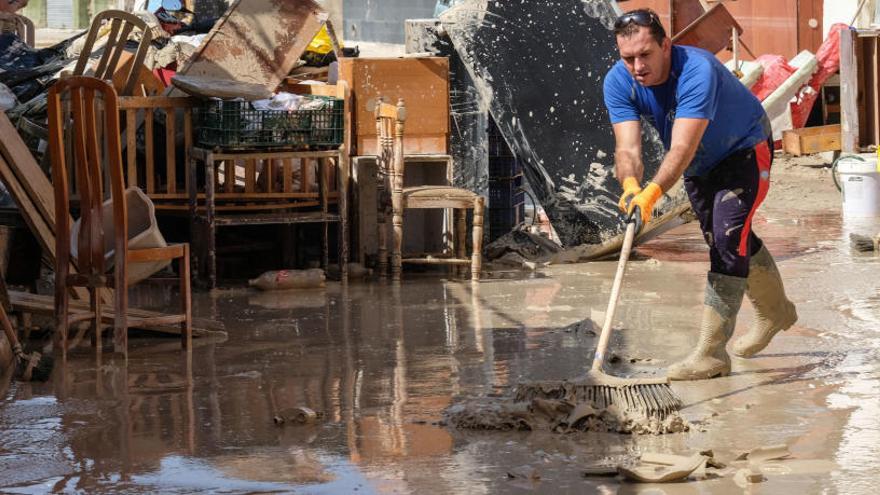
[750,55,796,102]
[791,23,847,128]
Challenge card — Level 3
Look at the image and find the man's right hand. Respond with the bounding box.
[618,177,642,213]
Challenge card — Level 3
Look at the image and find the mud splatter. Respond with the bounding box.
[445,396,689,435]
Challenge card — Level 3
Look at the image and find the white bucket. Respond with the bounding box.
[836,154,880,217]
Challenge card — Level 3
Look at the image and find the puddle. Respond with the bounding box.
[0,208,879,493]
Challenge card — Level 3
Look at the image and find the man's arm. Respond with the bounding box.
[651,117,709,191]
[611,120,644,185]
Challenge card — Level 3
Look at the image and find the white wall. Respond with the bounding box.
[825,0,878,37]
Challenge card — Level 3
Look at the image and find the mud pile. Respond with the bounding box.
[445,396,689,435]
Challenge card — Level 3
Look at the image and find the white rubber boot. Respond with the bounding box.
[667,273,747,381]
[731,245,798,358]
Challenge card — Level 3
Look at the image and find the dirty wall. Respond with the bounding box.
[342,0,435,43]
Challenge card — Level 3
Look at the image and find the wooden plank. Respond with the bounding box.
[118,96,195,109]
[841,28,860,153]
[128,245,186,262]
[671,3,743,54]
[208,150,339,160]
[145,108,155,193]
[0,113,56,231]
[265,159,274,194]
[245,159,256,193]
[184,109,192,195]
[126,109,137,187]
[177,0,328,90]
[782,124,842,156]
[8,290,225,338]
[301,158,309,193]
[166,109,177,194]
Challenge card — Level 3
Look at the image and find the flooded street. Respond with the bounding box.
[1,163,879,494]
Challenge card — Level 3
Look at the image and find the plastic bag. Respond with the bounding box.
[750,55,795,102]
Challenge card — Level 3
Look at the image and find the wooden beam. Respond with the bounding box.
[841,28,860,153]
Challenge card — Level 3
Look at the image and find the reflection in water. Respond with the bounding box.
[0,211,878,492]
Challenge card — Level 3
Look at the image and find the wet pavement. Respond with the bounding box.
[1,195,879,493]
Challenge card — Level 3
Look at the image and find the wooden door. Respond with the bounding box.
[798,0,824,53]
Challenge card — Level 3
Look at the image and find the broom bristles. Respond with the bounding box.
[516,379,682,420]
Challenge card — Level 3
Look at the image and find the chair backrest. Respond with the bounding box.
[0,12,34,47]
[73,10,152,97]
[373,98,406,193]
[48,76,126,281]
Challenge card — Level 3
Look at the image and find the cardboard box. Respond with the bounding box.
[339,57,449,155]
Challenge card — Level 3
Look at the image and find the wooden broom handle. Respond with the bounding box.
[591,219,637,372]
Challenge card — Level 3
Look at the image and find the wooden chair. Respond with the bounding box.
[374,98,484,281]
[0,12,34,47]
[48,76,191,359]
[73,10,152,97]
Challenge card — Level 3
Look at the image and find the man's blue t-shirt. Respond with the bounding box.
[603,45,770,177]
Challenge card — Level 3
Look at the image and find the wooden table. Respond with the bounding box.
[188,147,349,288]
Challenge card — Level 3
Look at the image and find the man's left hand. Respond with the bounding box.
[627,182,663,226]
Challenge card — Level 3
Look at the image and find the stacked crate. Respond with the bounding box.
[488,119,525,241]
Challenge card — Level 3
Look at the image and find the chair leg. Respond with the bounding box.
[391,204,403,282]
[471,197,485,281]
[456,208,467,278]
[56,272,69,358]
[180,245,193,383]
[90,287,101,349]
[114,271,128,359]
[180,245,192,351]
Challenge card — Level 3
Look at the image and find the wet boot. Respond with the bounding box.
[731,245,798,358]
[667,273,747,381]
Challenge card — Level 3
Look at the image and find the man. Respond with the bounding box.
[602,9,797,380]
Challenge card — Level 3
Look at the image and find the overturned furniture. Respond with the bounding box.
[48,76,192,358]
[374,98,483,281]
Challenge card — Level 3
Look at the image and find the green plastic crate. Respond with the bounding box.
[193,96,344,150]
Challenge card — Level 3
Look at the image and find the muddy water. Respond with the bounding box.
[0,211,878,494]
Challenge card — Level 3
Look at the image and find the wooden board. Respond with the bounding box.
[339,57,449,156]
[672,3,743,54]
[0,112,56,234]
[178,0,327,91]
[8,290,226,338]
[782,124,842,156]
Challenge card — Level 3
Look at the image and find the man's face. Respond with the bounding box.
[616,26,672,87]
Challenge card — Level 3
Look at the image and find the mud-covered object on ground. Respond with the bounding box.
[444,395,689,435]
[485,229,562,265]
[440,1,689,247]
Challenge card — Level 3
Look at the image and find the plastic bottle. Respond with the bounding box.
[248,268,326,291]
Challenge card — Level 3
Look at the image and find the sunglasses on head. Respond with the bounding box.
[614,10,661,30]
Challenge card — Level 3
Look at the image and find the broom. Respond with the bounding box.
[516,208,682,420]
[0,303,53,382]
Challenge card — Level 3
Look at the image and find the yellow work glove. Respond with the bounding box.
[627,182,663,228]
[618,177,642,213]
